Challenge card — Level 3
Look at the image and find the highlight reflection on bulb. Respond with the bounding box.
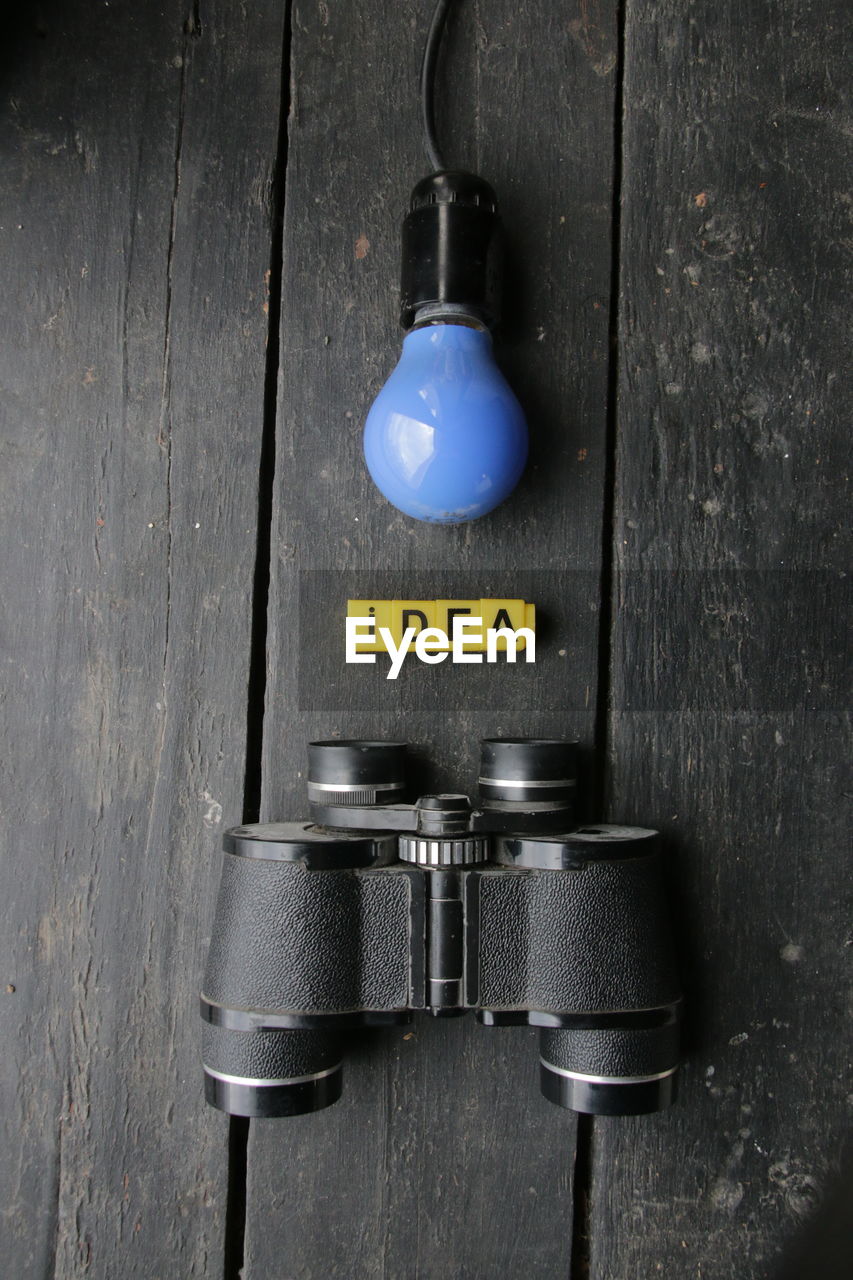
[363,323,528,524]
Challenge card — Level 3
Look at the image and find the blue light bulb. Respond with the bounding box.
[363,323,528,524]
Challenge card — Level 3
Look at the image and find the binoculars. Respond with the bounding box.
[201,738,682,1119]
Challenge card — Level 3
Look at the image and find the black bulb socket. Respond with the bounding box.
[400,170,503,331]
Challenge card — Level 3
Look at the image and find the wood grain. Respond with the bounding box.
[3,0,847,1275]
[592,1,852,1276]
[245,1,620,1275]
[0,1,283,1274]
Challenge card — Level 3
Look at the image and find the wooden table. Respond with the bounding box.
[1,2,848,1276]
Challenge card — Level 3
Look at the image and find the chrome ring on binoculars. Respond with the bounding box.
[539,1060,678,1116]
[307,778,405,806]
[203,1061,343,1118]
[477,776,575,789]
[539,1062,678,1085]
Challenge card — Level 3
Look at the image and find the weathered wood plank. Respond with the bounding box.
[0,1,284,1274]
[592,1,851,1276]
[246,1,621,1275]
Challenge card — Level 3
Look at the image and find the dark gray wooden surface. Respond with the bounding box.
[592,2,852,1278]
[0,1,849,1278]
[0,1,283,1275]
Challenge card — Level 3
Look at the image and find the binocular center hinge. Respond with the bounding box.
[424,870,468,1013]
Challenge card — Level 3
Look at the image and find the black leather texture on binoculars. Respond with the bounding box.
[540,1021,680,1078]
[202,1023,342,1079]
[476,855,680,1012]
[202,846,679,1018]
[203,855,413,1014]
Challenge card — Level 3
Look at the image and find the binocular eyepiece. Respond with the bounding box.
[200,738,682,1120]
[478,737,578,809]
[306,739,407,808]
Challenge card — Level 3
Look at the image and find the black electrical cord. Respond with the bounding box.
[420,0,453,171]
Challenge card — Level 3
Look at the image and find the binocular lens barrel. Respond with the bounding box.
[539,1023,679,1116]
[307,740,407,806]
[478,738,577,808]
[202,1024,343,1117]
